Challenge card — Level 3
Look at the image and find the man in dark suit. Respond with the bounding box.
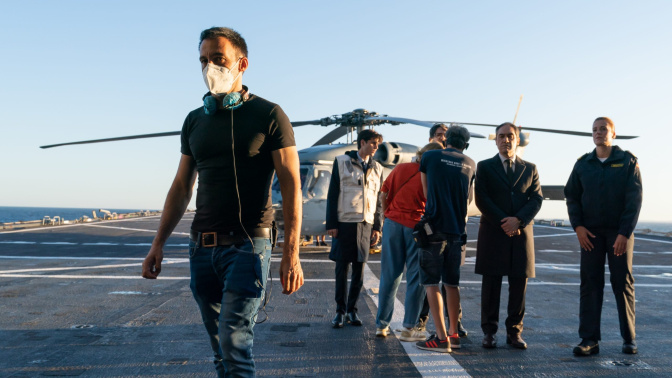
[475,122,543,349]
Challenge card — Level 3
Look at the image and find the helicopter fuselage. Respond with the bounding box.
[271,141,480,236]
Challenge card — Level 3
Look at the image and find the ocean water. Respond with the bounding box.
[0,206,158,223]
[634,221,672,234]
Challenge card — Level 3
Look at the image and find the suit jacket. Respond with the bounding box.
[474,154,543,277]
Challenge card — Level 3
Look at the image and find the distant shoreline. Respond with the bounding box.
[0,206,161,225]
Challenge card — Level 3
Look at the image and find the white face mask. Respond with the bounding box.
[202,58,241,95]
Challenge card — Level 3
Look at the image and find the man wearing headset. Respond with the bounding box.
[417,122,470,339]
[415,125,475,353]
[141,27,304,377]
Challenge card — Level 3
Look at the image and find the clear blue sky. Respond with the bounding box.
[1,1,669,222]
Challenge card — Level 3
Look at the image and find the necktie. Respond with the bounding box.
[506,159,514,184]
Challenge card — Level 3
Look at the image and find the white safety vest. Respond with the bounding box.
[336,155,383,224]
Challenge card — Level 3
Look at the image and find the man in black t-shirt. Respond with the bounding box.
[142,27,304,377]
[415,125,475,353]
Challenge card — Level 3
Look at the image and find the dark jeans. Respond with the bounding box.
[189,238,272,378]
[335,261,365,314]
[579,229,635,342]
[480,275,527,336]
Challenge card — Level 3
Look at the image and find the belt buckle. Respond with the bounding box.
[202,232,217,247]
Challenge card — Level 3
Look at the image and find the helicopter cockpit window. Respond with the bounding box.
[272,167,310,191]
[306,169,331,199]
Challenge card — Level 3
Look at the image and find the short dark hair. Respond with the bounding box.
[199,27,248,57]
[357,129,383,148]
[445,125,470,150]
[429,123,448,139]
[495,122,519,138]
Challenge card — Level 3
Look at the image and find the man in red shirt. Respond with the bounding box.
[375,143,443,339]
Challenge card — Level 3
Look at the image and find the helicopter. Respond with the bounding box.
[40,107,638,237]
[267,107,638,236]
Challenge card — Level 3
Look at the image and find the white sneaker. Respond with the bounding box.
[376,327,389,337]
[399,327,429,342]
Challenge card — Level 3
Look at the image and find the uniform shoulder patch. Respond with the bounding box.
[577,153,589,161]
[624,150,639,169]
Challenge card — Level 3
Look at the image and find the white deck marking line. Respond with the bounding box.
[0,241,188,247]
[536,263,672,269]
[363,263,471,377]
[0,255,188,262]
[0,263,141,274]
[0,274,190,279]
[534,233,577,238]
[0,260,184,274]
[3,256,671,271]
[637,237,672,245]
[2,270,672,287]
[82,224,190,236]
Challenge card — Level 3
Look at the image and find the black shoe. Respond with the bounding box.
[346,312,362,326]
[573,339,599,356]
[506,334,528,349]
[457,320,468,337]
[332,313,344,328]
[482,333,497,349]
[320,241,328,246]
[622,340,638,354]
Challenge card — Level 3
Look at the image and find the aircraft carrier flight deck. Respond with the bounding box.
[1,214,671,377]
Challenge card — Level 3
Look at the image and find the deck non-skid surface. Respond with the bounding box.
[1,215,671,377]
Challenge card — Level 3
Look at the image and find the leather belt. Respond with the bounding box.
[190,228,271,247]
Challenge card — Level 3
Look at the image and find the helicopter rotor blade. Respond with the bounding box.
[364,116,434,127]
[291,120,323,127]
[429,122,638,139]
[516,126,638,139]
[312,126,350,146]
[40,131,181,149]
[364,116,486,138]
